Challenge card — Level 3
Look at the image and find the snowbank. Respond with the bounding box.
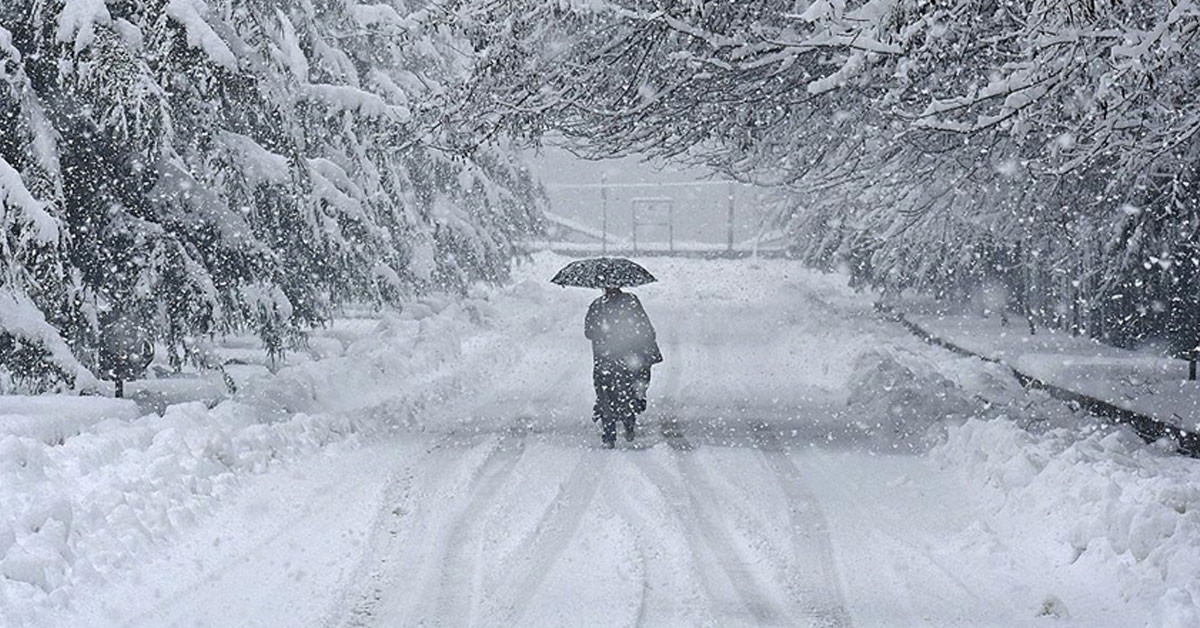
[934,418,1200,627]
[860,306,1200,625]
[831,313,1200,625]
[0,396,138,444]
[0,401,374,625]
[0,278,532,626]
[842,348,979,451]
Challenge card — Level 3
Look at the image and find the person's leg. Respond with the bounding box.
[595,359,619,446]
[606,365,637,442]
[622,414,636,441]
[601,417,617,448]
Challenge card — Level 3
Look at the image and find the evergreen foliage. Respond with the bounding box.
[0,0,542,391]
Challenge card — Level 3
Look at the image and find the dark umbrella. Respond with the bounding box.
[550,257,657,288]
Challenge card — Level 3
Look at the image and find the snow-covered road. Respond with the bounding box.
[35,255,1198,628]
[334,417,852,628]
[326,258,866,627]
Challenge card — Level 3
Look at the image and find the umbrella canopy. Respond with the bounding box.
[550,257,657,289]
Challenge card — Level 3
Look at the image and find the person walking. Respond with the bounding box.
[585,285,661,448]
[551,257,662,448]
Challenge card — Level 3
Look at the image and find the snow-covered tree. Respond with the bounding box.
[451,0,1200,351]
[0,0,541,391]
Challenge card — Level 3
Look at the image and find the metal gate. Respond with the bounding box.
[631,197,674,254]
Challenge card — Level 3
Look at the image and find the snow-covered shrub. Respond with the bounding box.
[0,292,97,394]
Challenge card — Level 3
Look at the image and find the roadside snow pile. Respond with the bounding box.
[0,396,138,444]
[0,283,534,626]
[934,419,1200,628]
[238,288,525,430]
[840,335,1088,453]
[842,348,980,451]
[241,297,479,418]
[0,402,373,626]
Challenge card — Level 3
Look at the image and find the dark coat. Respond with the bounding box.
[586,290,661,422]
[584,290,661,369]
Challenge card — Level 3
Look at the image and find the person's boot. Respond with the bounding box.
[623,416,636,442]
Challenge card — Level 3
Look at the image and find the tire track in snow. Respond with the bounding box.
[631,420,796,627]
[331,466,418,628]
[793,451,995,622]
[626,454,736,624]
[660,415,694,451]
[751,423,853,628]
[425,427,528,627]
[332,427,526,628]
[600,469,707,628]
[123,454,395,628]
[489,450,608,624]
[332,430,493,628]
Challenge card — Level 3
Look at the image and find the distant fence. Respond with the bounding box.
[536,179,789,257]
[526,209,791,259]
[522,240,793,260]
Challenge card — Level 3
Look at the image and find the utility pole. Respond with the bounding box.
[726,181,735,253]
[601,173,608,254]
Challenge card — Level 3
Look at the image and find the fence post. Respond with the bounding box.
[669,202,675,254]
[631,199,637,255]
[726,181,735,253]
[601,173,608,254]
